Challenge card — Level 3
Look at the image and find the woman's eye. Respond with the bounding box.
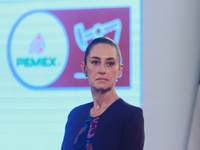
[92,61,99,65]
[107,62,114,66]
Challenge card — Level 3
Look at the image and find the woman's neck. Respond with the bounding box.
[90,88,119,117]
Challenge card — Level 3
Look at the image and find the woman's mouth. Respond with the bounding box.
[97,78,108,81]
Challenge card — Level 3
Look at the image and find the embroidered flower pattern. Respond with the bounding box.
[72,115,99,150]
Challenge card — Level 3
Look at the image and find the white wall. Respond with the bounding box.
[142,0,200,150]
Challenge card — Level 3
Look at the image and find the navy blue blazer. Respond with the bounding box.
[61,98,144,150]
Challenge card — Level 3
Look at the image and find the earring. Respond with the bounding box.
[116,79,118,82]
[85,74,88,79]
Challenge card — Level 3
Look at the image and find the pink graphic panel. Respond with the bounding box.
[47,8,130,88]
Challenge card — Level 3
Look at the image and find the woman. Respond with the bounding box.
[61,37,144,150]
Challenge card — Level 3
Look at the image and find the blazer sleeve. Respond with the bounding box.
[120,108,145,150]
[61,111,72,150]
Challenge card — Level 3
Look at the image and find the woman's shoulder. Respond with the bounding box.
[68,102,93,118]
[116,98,142,112]
[113,98,143,118]
[115,98,144,126]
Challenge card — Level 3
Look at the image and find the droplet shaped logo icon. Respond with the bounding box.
[29,34,45,53]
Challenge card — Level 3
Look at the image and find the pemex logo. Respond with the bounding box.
[7,11,69,88]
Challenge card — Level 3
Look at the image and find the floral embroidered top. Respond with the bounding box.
[72,115,99,150]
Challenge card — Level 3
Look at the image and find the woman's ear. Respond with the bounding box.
[117,64,123,78]
[81,62,87,77]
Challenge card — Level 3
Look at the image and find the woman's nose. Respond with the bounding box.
[98,64,106,74]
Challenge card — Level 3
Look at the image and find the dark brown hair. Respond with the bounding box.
[84,37,122,67]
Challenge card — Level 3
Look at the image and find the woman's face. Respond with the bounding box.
[82,43,123,92]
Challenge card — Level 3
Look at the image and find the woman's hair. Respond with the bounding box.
[84,37,122,67]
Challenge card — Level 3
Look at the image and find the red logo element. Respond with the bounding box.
[30,34,45,53]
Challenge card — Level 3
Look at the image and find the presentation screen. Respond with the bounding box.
[0,0,141,149]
